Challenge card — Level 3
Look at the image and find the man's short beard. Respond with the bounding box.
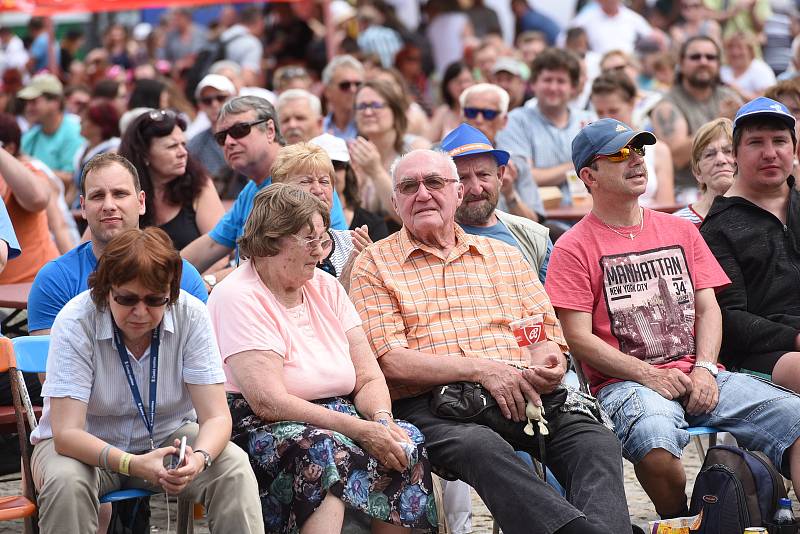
[455,198,496,226]
[685,72,718,89]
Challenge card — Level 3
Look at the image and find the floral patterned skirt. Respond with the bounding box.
[228,393,438,534]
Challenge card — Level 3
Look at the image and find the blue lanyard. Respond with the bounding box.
[112,321,161,451]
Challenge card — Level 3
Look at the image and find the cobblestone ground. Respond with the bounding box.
[0,437,795,533]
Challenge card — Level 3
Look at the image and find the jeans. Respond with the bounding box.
[393,393,631,534]
[598,371,800,475]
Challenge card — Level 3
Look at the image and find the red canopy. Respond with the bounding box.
[0,0,294,16]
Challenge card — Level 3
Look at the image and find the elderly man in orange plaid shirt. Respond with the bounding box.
[350,149,635,534]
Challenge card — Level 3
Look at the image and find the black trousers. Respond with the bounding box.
[394,393,631,534]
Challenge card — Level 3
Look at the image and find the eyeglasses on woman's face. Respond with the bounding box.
[292,233,332,251]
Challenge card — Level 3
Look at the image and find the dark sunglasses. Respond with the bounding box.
[463,107,500,120]
[338,80,363,91]
[592,145,646,164]
[199,94,228,106]
[279,66,309,80]
[214,118,269,146]
[111,290,169,308]
[395,176,458,195]
[686,53,718,61]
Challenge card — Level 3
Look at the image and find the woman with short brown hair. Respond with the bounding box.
[30,227,263,533]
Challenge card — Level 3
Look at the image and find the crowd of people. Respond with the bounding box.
[1,0,800,533]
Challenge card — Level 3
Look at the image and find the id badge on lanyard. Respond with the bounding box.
[112,320,161,451]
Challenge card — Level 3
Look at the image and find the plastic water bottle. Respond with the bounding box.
[772,498,798,534]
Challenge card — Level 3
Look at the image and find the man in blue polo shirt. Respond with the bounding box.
[181,95,346,290]
[28,153,207,335]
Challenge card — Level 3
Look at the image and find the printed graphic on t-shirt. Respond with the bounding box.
[600,245,695,364]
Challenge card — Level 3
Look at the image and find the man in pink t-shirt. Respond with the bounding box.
[546,118,800,521]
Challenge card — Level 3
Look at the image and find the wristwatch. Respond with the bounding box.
[202,274,217,289]
[195,449,212,471]
[693,361,719,377]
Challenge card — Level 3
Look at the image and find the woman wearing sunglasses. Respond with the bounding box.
[350,79,430,225]
[118,109,224,251]
[208,184,437,534]
[29,227,263,533]
[271,142,373,292]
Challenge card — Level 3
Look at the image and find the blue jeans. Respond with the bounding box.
[597,371,800,475]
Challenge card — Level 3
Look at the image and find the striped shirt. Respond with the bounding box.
[350,225,569,399]
[31,290,226,451]
[673,205,704,228]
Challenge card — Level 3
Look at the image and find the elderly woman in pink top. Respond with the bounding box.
[207,183,436,534]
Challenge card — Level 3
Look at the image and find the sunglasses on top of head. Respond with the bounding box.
[591,145,646,164]
[214,118,269,146]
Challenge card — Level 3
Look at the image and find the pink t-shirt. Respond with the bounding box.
[545,209,730,395]
[208,260,361,400]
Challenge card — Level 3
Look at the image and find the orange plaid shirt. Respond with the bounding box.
[350,225,569,399]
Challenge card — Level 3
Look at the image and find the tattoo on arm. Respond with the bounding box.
[655,106,678,139]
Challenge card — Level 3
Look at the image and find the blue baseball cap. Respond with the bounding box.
[571,118,656,172]
[441,123,510,166]
[733,96,796,137]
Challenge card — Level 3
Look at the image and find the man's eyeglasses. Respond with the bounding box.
[199,94,228,106]
[355,101,387,112]
[686,53,718,62]
[111,290,170,308]
[293,233,333,251]
[214,118,269,146]
[592,146,646,164]
[395,176,459,195]
[338,80,363,92]
[463,107,501,120]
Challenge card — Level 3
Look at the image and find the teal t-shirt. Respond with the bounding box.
[22,114,86,173]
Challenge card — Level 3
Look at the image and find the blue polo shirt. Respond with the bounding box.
[208,177,347,252]
[28,242,207,332]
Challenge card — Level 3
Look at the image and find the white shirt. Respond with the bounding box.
[720,59,777,96]
[570,4,653,54]
[32,290,226,451]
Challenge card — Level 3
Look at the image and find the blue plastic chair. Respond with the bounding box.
[10,337,156,523]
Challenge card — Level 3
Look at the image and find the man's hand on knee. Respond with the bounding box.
[640,367,693,401]
[683,368,719,415]
[478,360,541,422]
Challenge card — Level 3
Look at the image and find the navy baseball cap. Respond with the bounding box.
[441,123,510,166]
[733,96,796,137]
[571,118,656,172]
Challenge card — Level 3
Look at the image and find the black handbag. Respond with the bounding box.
[429,382,568,477]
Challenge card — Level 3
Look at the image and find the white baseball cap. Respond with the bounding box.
[194,74,236,100]
[311,133,350,163]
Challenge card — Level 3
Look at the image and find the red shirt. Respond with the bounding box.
[545,209,730,395]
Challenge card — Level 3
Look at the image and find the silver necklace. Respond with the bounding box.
[600,208,644,240]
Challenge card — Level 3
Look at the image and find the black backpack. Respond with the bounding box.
[689,445,787,532]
